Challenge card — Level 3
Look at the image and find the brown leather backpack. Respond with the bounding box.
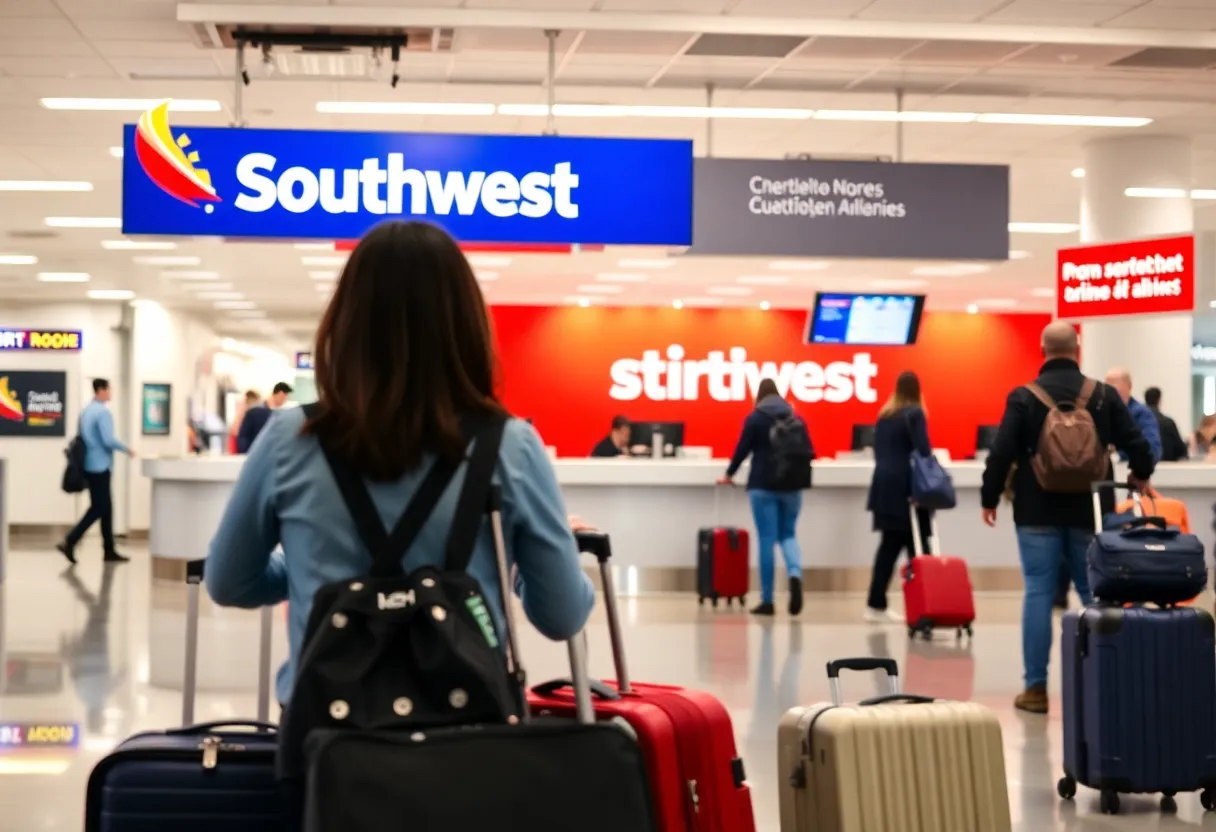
[1024,379,1109,493]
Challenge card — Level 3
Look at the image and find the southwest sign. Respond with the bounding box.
[1057,235,1194,319]
[121,101,694,245]
[0,329,82,351]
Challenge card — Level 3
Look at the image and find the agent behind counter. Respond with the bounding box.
[590,414,632,458]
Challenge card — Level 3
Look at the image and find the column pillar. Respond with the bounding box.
[1078,135,1195,433]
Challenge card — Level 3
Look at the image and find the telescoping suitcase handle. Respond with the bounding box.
[826,657,901,706]
[1089,481,1143,534]
[908,505,939,557]
[574,531,632,694]
[182,559,275,728]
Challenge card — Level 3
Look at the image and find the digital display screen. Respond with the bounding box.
[806,293,925,346]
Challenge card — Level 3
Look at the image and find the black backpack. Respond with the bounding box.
[278,410,523,781]
[61,425,87,494]
[767,413,813,491]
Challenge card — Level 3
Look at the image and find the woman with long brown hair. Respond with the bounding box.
[864,370,933,622]
[205,221,594,706]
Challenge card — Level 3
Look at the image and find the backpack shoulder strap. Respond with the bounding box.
[1024,383,1056,410]
[444,416,507,573]
[1076,378,1097,409]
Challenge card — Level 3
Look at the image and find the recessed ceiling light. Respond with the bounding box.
[596,273,649,283]
[37,272,90,283]
[88,289,135,300]
[0,254,37,265]
[294,242,335,251]
[318,101,497,116]
[1008,250,1032,260]
[1030,287,1055,298]
[1008,222,1079,234]
[183,282,232,291]
[977,113,1150,127]
[41,97,221,112]
[214,300,257,310]
[45,217,121,228]
[705,286,753,296]
[1192,189,1216,200]
[910,264,991,276]
[672,299,684,310]
[869,279,929,290]
[966,304,979,314]
[973,298,1018,309]
[575,297,592,308]
[102,240,177,250]
[196,291,244,301]
[769,260,830,271]
[617,259,673,269]
[136,256,201,266]
[1125,187,1188,199]
[576,284,625,294]
[162,270,219,280]
[0,180,92,192]
[1071,168,1085,179]
[301,256,346,267]
[476,271,500,282]
[467,254,512,268]
[308,271,338,280]
[759,300,771,311]
[738,275,791,285]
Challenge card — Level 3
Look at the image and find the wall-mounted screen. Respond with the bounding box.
[806,293,926,346]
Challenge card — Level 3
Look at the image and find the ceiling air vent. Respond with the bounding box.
[1109,48,1216,70]
[7,230,58,241]
[685,33,808,59]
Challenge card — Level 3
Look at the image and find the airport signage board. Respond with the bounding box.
[121,102,693,245]
[0,370,67,437]
[0,329,82,351]
[1057,235,1194,320]
[295,351,313,370]
[690,157,1009,260]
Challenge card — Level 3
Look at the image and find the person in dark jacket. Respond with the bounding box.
[1145,386,1189,462]
[981,321,1155,715]
[590,415,631,458]
[718,379,808,617]
[864,370,932,624]
[237,381,292,454]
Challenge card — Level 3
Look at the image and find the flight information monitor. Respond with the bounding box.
[806,293,926,346]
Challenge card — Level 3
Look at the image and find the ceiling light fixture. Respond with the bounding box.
[1124,187,1216,200]
[45,217,122,228]
[196,291,244,301]
[102,240,177,250]
[88,289,136,300]
[162,270,219,280]
[595,273,649,283]
[577,298,592,308]
[759,300,771,311]
[0,254,37,265]
[0,180,92,192]
[738,275,791,285]
[1008,250,1032,260]
[466,254,512,268]
[37,272,89,283]
[308,271,338,280]
[1071,168,1085,178]
[135,255,200,266]
[769,260,830,272]
[318,101,497,116]
[109,146,124,158]
[41,97,221,112]
[672,299,684,310]
[576,284,625,294]
[228,310,269,319]
[497,103,812,120]
[705,286,753,296]
[966,304,979,314]
[301,256,346,266]
[617,259,673,269]
[1192,190,1216,200]
[814,110,975,123]
[183,282,232,291]
[214,300,257,310]
[1008,222,1079,234]
[976,113,1150,127]
[476,271,500,282]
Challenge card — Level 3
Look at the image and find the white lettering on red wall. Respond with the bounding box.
[1056,235,1194,320]
[608,345,879,403]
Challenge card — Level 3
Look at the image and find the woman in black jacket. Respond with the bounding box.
[865,370,932,623]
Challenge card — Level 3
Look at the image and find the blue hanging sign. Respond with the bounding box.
[121,102,693,245]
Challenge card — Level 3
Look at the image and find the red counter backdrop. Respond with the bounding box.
[489,306,1050,460]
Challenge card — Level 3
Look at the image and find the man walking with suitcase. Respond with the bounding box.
[979,322,1155,714]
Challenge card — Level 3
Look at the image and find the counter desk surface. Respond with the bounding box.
[142,458,1216,583]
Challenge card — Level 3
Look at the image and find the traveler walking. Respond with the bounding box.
[58,378,134,565]
[1105,368,1161,463]
[1144,386,1188,462]
[980,322,1154,714]
[205,220,594,707]
[717,378,812,617]
[236,382,292,453]
[864,370,933,623]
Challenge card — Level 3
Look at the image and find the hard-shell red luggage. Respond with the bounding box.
[900,508,975,640]
[529,533,756,832]
[697,527,749,608]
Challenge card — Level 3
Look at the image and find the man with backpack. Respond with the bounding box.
[979,322,1155,715]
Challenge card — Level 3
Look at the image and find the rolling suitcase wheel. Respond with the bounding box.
[1056,776,1076,800]
[1202,789,1216,812]
[1100,789,1120,815]
[1161,794,1177,813]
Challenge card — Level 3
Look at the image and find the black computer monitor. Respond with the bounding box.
[976,425,1000,454]
[629,421,685,457]
[851,424,876,451]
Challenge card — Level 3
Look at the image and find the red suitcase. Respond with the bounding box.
[900,508,975,640]
[529,533,756,832]
[696,527,749,608]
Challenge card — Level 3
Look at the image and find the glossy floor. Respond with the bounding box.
[1,544,1213,830]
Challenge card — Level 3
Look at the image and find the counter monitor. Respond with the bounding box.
[851,424,876,452]
[807,292,925,346]
[630,421,685,458]
[975,425,1000,455]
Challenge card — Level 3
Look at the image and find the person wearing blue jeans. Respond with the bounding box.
[1016,527,1094,693]
[720,378,813,617]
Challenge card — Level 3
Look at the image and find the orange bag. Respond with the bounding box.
[1115,494,1196,605]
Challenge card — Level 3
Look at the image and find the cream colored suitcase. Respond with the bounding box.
[778,657,1011,832]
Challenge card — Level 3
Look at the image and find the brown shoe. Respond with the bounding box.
[1014,684,1048,714]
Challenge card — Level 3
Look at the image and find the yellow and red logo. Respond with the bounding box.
[0,377,24,423]
[134,101,221,210]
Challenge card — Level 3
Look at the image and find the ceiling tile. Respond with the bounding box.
[901,40,1036,65]
[577,30,695,55]
[1103,5,1216,28]
[788,37,922,64]
[856,0,1012,22]
[981,1,1136,26]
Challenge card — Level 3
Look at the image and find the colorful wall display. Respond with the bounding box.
[0,371,67,437]
[121,102,693,245]
[141,382,171,436]
[1057,234,1194,319]
[0,329,82,351]
[490,306,1049,460]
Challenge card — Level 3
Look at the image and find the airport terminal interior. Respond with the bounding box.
[8,0,1216,830]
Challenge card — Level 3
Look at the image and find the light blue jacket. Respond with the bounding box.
[205,407,595,705]
[80,399,128,473]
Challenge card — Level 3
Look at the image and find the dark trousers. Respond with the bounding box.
[867,512,932,611]
[1055,564,1071,605]
[66,470,115,555]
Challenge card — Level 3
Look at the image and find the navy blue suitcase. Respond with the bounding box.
[1059,605,1216,814]
[85,560,285,831]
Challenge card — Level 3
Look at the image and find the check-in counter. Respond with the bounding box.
[142,457,1216,591]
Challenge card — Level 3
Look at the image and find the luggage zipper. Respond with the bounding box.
[199,736,246,769]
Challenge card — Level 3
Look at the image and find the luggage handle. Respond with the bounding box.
[531,678,622,701]
[1091,481,1143,533]
[857,693,935,707]
[826,658,900,705]
[575,531,632,695]
[165,720,278,736]
[908,504,938,557]
[183,559,275,727]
